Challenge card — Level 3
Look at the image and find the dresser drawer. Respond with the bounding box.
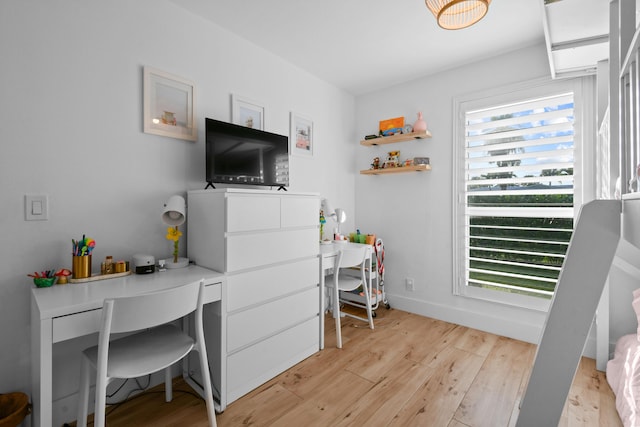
[227,195,280,232]
[226,228,318,271]
[226,317,319,403]
[226,258,319,312]
[227,287,318,352]
[281,196,319,228]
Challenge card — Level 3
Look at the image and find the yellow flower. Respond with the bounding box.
[166,226,182,242]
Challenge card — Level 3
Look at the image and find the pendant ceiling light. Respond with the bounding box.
[426,0,491,30]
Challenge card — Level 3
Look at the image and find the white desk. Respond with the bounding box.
[319,241,373,349]
[30,265,225,427]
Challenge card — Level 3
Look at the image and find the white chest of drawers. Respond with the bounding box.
[187,189,320,406]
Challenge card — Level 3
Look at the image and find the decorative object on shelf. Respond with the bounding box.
[402,124,413,134]
[162,195,189,269]
[371,156,381,169]
[413,156,430,165]
[404,159,413,167]
[364,134,379,140]
[413,112,427,133]
[425,0,491,30]
[290,111,314,157]
[379,117,405,136]
[232,94,264,130]
[143,66,196,141]
[319,209,326,242]
[384,151,400,168]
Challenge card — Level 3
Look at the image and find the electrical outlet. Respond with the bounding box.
[405,277,415,291]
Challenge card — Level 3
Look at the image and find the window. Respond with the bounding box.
[453,79,588,310]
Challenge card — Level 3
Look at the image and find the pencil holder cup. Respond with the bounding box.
[72,255,91,279]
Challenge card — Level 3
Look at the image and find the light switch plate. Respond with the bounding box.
[25,194,48,221]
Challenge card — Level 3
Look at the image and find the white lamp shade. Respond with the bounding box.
[162,195,186,226]
[321,198,336,220]
[334,208,346,224]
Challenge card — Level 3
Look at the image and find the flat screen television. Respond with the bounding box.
[205,118,289,189]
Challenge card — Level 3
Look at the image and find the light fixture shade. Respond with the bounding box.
[162,195,186,226]
[426,0,490,30]
[321,198,337,221]
[334,208,347,224]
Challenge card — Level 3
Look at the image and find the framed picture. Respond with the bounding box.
[290,112,313,157]
[143,67,197,141]
[231,94,264,130]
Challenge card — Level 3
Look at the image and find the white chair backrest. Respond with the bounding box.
[336,246,367,270]
[105,279,203,335]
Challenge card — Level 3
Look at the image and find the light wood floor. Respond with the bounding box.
[80,307,623,426]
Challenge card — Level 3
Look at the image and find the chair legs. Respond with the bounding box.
[93,373,108,427]
[360,279,375,330]
[197,347,218,427]
[77,357,90,427]
[331,287,344,349]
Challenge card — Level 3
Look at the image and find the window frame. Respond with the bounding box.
[452,76,595,312]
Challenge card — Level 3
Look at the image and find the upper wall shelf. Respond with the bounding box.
[360,130,431,146]
[360,164,431,175]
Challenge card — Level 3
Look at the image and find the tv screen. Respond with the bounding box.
[205,118,289,188]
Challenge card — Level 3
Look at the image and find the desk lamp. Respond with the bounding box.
[321,199,347,237]
[334,208,346,236]
[162,195,189,269]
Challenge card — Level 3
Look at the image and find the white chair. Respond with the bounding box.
[326,247,375,348]
[76,279,217,427]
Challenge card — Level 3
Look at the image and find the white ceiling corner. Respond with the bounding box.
[542,0,610,79]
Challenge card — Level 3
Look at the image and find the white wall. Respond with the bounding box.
[0,1,355,424]
[354,43,569,346]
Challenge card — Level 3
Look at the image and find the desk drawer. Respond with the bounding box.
[203,281,222,303]
[53,309,102,343]
[226,258,319,312]
[227,287,318,352]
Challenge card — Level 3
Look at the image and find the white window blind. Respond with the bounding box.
[464,92,575,298]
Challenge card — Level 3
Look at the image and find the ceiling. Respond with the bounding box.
[542,0,610,79]
[170,0,610,96]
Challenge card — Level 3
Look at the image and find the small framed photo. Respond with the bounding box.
[290,112,313,157]
[143,67,196,141]
[231,94,264,130]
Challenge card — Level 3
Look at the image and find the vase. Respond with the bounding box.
[413,112,427,133]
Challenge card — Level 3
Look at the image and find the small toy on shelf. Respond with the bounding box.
[371,157,380,169]
[384,151,400,168]
[55,268,72,284]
